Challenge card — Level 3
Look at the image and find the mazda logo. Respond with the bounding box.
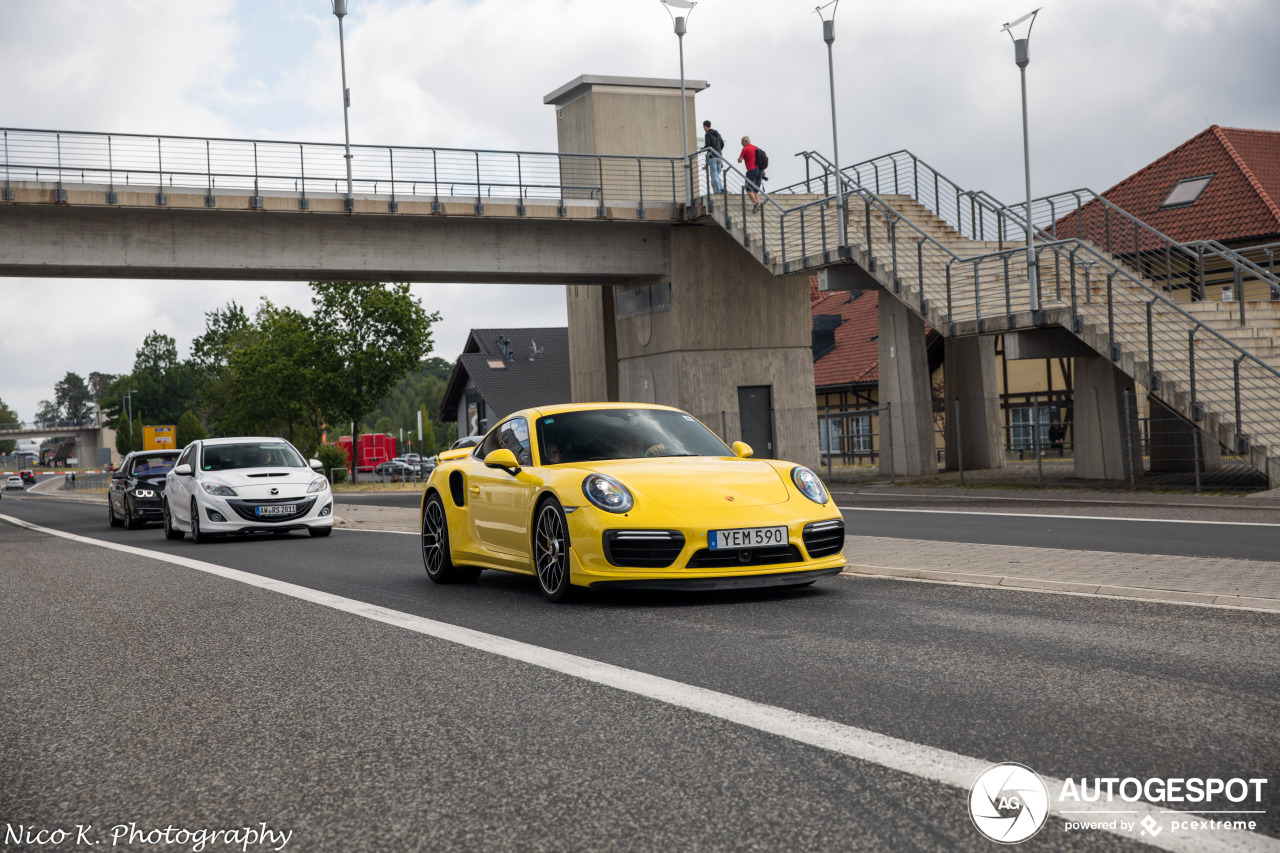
[270,487,279,495]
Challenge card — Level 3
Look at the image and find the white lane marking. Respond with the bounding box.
[2,512,1275,853]
[838,506,1280,528]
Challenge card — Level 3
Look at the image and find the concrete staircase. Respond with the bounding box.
[701,171,1280,484]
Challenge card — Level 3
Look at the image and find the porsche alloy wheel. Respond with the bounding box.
[534,499,573,602]
[421,493,480,584]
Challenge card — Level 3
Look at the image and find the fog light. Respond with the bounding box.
[319,504,332,517]
[206,509,226,523]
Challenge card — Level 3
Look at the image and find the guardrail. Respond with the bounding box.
[1,127,686,217]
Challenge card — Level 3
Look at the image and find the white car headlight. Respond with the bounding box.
[201,483,237,497]
[791,466,830,504]
[307,477,328,493]
[582,473,634,513]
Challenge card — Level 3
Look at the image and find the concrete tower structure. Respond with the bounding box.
[546,75,818,466]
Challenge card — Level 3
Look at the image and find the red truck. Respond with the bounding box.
[336,433,398,472]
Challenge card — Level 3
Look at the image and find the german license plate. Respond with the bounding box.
[256,504,295,516]
[709,525,787,550]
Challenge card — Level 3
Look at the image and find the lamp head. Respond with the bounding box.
[815,0,840,43]
[331,0,347,19]
[1000,7,1040,67]
[660,0,696,34]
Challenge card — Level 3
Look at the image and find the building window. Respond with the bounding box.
[850,416,871,453]
[820,417,843,454]
[1010,407,1051,449]
[1160,175,1213,209]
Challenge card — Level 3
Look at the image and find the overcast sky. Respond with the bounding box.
[2,0,1277,421]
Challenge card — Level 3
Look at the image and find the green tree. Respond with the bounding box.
[374,416,394,435]
[54,372,94,424]
[224,301,322,442]
[315,444,348,484]
[418,407,436,456]
[131,332,198,425]
[190,302,253,433]
[132,414,145,453]
[115,414,134,456]
[35,400,59,427]
[311,282,438,479]
[176,411,207,448]
[0,397,18,453]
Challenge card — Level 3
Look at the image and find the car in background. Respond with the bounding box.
[162,437,333,542]
[449,435,484,451]
[375,460,417,481]
[4,475,22,490]
[19,470,35,485]
[108,450,180,529]
[419,403,846,602]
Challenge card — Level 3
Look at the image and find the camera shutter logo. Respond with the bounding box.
[969,763,1049,844]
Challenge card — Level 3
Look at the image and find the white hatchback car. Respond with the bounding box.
[162,437,333,542]
[4,475,22,490]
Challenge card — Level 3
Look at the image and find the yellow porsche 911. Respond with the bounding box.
[419,403,846,601]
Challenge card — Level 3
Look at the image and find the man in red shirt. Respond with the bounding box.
[737,136,762,209]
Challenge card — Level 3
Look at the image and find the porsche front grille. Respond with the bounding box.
[802,519,846,558]
[603,530,686,568]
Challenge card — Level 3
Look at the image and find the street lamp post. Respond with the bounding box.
[661,0,696,213]
[816,1,845,248]
[332,0,355,213]
[1001,8,1042,313]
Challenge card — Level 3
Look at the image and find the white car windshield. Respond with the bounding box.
[200,442,305,471]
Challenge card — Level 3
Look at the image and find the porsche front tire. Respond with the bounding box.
[534,498,574,603]
[422,493,480,584]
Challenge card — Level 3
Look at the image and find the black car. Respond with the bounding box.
[108,450,180,529]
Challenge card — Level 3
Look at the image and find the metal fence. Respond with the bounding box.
[818,396,1268,492]
[1,127,686,215]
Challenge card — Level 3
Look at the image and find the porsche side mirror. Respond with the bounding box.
[732,441,754,459]
[483,449,521,475]
[309,458,323,470]
[174,464,193,476]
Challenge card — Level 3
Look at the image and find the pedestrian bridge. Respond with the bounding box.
[2,74,1278,485]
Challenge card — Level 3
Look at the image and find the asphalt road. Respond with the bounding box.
[1,496,1277,851]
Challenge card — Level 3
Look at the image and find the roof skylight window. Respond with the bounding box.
[1161,175,1213,209]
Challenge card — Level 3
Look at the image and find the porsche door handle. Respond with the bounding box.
[469,485,480,497]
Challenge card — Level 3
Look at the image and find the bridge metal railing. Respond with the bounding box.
[0,127,686,217]
[782,149,1280,309]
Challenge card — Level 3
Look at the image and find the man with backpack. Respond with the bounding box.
[738,136,768,210]
[702,120,725,194]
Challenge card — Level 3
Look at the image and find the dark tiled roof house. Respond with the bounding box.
[440,328,571,438]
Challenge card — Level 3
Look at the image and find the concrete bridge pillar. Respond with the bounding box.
[943,336,1005,471]
[1147,396,1222,474]
[878,295,936,476]
[1073,355,1143,481]
[549,75,818,468]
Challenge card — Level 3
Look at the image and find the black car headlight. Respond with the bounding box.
[132,488,157,499]
[582,473,634,513]
[791,466,830,504]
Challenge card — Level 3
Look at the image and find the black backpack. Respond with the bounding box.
[755,146,769,171]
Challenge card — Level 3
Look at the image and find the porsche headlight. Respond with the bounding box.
[307,477,328,493]
[201,482,237,497]
[791,466,830,504]
[582,473,634,513]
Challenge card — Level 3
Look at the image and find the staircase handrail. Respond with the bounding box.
[1179,240,1280,299]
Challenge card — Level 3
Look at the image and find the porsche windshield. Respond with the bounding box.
[200,442,305,471]
[536,409,730,464]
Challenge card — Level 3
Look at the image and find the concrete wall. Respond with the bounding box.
[612,226,817,467]
[878,295,936,476]
[0,205,669,284]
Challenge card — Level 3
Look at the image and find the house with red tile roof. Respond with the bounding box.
[1057,125,1280,300]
